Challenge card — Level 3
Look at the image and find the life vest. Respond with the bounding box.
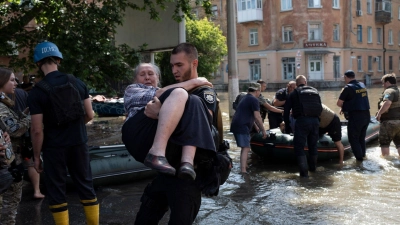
[342,81,370,113]
[378,85,400,120]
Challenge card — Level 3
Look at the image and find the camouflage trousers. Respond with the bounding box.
[0,180,23,225]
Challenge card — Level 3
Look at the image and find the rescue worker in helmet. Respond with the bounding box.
[28,41,99,225]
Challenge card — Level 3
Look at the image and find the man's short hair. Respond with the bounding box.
[381,73,397,84]
[295,75,306,85]
[256,79,266,85]
[171,43,198,62]
[344,70,355,78]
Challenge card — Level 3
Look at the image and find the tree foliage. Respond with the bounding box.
[0,0,211,93]
[157,16,227,86]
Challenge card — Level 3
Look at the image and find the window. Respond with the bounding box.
[308,0,321,8]
[367,27,372,43]
[332,0,339,8]
[398,31,400,45]
[398,6,400,20]
[308,23,322,41]
[211,5,218,17]
[388,29,393,44]
[282,58,296,80]
[249,59,261,80]
[367,0,372,13]
[357,25,362,42]
[389,56,393,71]
[333,24,340,41]
[368,56,373,71]
[281,0,292,10]
[357,56,362,71]
[356,0,361,10]
[377,28,382,43]
[333,56,341,78]
[283,26,293,42]
[249,28,258,45]
[238,0,262,10]
[378,56,382,71]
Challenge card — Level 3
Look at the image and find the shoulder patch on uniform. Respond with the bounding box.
[203,91,216,104]
[384,94,390,100]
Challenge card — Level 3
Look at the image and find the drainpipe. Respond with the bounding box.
[383,24,386,74]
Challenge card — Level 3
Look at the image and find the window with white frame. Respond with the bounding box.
[398,6,400,20]
[281,0,292,10]
[333,24,340,41]
[367,27,372,43]
[389,29,393,44]
[283,26,293,42]
[332,0,339,8]
[308,23,322,41]
[282,58,296,80]
[368,56,373,71]
[378,56,382,71]
[367,0,372,14]
[238,0,262,11]
[389,56,393,71]
[357,25,362,42]
[211,5,218,17]
[249,59,261,80]
[377,28,382,43]
[357,56,362,71]
[308,0,321,8]
[249,28,258,45]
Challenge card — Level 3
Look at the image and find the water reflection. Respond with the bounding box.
[196,86,400,225]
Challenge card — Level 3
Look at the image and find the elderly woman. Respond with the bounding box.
[122,63,215,180]
[0,68,31,224]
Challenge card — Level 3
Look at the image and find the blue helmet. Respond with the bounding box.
[33,41,63,63]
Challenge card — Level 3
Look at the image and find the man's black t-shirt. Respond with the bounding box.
[28,71,89,148]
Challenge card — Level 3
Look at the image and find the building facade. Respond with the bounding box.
[232,0,398,87]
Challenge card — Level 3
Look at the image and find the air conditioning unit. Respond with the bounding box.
[356,10,363,16]
[375,57,380,62]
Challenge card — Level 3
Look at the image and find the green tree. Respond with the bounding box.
[0,0,211,93]
[157,17,227,86]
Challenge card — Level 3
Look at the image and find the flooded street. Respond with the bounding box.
[17,85,400,225]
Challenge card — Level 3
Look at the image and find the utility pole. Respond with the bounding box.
[227,0,239,117]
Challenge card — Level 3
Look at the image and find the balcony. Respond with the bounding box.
[237,8,263,23]
[375,11,391,24]
[375,0,392,24]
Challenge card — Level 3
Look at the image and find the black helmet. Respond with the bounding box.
[344,70,355,78]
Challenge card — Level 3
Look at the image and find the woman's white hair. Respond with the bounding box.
[134,63,161,80]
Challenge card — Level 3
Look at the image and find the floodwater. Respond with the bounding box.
[17,85,400,225]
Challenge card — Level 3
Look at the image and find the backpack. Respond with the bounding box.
[36,74,85,126]
[232,92,247,110]
[296,86,323,117]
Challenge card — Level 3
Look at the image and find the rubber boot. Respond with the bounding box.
[51,210,69,225]
[308,155,318,172]
[297,156,309,178]
[82,199,99,225]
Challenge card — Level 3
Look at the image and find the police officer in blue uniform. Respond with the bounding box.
[337,70,370,162]
[284,75,322,178]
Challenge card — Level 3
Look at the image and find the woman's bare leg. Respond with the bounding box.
[149,88,188,156]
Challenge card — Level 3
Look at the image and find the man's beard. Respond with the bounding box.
[181,66,192,82]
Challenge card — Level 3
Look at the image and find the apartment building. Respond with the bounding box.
[234,0,398,86]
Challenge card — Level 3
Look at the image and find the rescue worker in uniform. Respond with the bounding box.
[134,43,231,225]
[337,70,370,162]
[376,73,400,157]
[319,104,345,164]
[0,68,31,225]
[284,75,322,177]
[28,41,99,225]
[269,81,296,129]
